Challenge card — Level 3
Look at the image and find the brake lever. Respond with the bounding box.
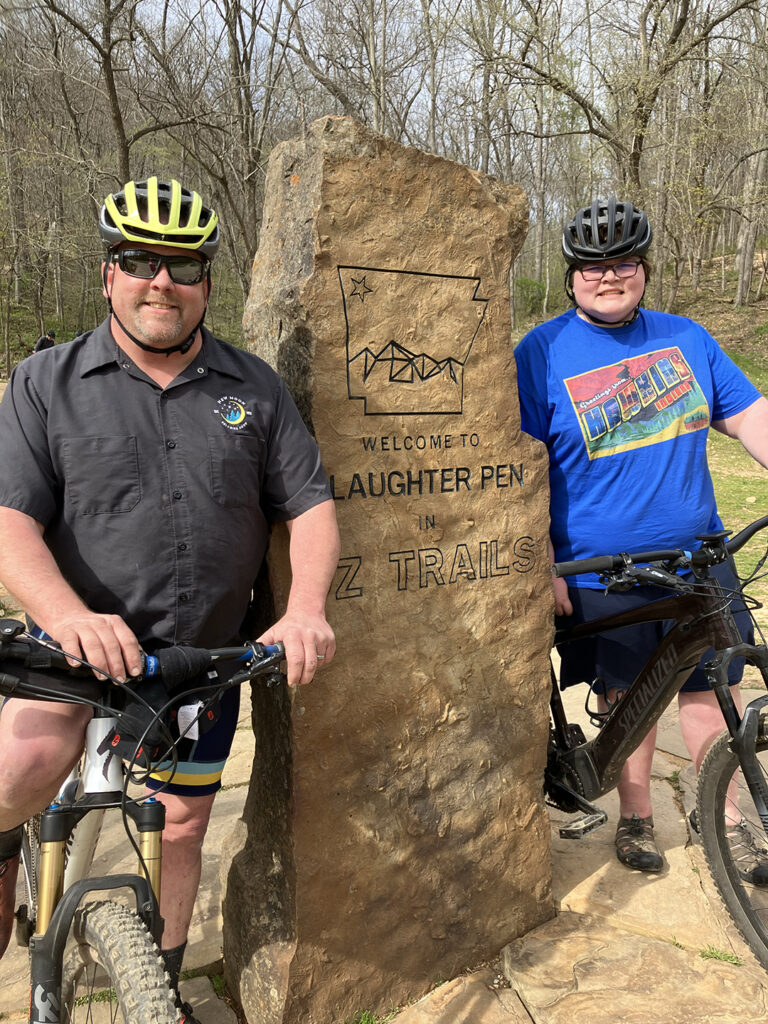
[600,564,688,593]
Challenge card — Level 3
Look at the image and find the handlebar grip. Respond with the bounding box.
[553,556,620,578]
[725,514,768,555]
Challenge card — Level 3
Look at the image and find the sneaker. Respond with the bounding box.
[726,820,768,886]
[0,854,20,960]
[615,814,663,872]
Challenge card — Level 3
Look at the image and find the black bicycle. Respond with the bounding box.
[546,514,768,968]
[0,625,284,1024]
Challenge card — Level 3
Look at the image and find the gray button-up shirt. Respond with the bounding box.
[0,320,331,647]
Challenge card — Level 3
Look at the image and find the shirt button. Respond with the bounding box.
[178,543,187,551]
[179,593,190,602]
[167,441,176,449]
[173,490,183,500]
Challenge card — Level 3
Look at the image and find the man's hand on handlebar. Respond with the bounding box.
[46,611,143,682]
[258,611,336,687]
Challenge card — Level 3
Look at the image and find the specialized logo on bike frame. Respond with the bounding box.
[214,395,253,431]
[338,266,488,415]
[565,347,709,460]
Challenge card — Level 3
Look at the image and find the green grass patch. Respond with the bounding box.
[698,945,743,965]
[666,770,682,794]
[346,1011,398,1024]
[74,988,116,1005]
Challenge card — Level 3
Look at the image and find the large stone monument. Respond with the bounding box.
[223,116,554,1024]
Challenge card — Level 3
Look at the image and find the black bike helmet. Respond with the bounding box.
[562,198,652,265]
[99,177,220,259]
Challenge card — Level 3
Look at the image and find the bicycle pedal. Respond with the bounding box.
[559,810,608,839]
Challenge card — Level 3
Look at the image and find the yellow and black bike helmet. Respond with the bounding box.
[99,177,220,258]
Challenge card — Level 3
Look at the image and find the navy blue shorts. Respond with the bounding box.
[145,685,241,797]
[556,559,753,695]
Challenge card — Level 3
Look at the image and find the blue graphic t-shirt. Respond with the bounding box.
[514,308,760,586]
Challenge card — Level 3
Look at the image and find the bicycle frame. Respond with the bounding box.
[550,575,768,808]
[25,711,165,1024]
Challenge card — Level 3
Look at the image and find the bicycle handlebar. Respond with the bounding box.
[552,513,768,580]
[0,623,285,705]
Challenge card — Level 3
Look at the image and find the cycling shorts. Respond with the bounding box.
[556,559,754,695]
[145,685,241,797]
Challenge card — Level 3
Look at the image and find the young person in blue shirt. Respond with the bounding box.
[515,198,768,873]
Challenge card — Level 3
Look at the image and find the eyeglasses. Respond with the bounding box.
[579,261,642,282]
[113,249,207,285]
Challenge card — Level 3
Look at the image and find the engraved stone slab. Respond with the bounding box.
[225,116,554,1024]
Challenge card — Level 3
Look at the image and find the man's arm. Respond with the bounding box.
[0,506,142,680]
[713,396,768,468]
[257,498,340,687]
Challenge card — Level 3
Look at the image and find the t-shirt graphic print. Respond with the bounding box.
[563,346,710,460]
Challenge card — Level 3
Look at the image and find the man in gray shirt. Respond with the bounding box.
[0,178,340,1021]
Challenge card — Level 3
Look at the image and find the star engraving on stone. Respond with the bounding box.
[350,275,373,302]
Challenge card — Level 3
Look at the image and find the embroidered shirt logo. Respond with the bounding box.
[215,396,252,431]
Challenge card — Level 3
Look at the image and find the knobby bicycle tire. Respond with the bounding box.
[60,900,176,1024]
[697,726,768,970]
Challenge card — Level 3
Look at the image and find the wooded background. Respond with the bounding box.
[1,0,766,371]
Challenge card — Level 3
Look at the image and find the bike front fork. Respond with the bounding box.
[26,797,165,1024]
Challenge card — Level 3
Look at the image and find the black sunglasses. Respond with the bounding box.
[113,249,208,285]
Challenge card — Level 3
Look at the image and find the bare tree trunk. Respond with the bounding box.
[735,149,767,306]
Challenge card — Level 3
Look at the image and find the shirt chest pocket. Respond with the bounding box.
[61,436,141,515]
[208,434,264,508]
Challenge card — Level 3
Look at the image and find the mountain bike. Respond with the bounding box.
[546,513,768,968]
[0,624,284,1024]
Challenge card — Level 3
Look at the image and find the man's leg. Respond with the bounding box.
[157,791,217,949]
[152,791,216,1021]
[0,698,91,958]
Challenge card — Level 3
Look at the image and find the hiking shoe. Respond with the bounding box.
[0,854,20,960]
[615,814,663,872]
[727,820,768,886]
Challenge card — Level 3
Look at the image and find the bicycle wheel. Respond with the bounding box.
[697,726,768,969]
[61,900,176,1023]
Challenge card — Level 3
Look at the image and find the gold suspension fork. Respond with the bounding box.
[135,796,166,908]
[34,838,67,937]
[138,828,163,902]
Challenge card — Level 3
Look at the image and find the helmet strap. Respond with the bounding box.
[578,306,640,329]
